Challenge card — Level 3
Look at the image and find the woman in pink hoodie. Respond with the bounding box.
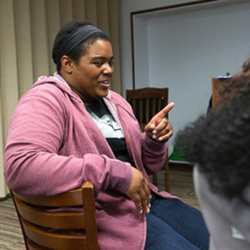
[5,22,208,250]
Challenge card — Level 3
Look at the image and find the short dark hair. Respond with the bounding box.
[52,21,110,72]
[176,74,250,202]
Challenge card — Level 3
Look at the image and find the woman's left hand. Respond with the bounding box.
[144,102,175,142]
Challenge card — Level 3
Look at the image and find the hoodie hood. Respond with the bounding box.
[230,186,250,241]
[194,166,250,243]
[32,73,113,103]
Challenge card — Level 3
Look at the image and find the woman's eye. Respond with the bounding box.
[92,59,114,68]
[93,61,103,67]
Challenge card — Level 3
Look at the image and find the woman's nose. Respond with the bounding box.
[103,62,113,75]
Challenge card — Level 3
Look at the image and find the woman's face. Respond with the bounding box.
[71,39,114,99]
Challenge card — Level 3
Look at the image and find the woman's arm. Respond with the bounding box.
[4,86,132,196]
[141,134,168,175]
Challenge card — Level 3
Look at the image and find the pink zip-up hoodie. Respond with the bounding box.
[4,74,173,250]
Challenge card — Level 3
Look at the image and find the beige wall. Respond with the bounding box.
[0,0,121,198]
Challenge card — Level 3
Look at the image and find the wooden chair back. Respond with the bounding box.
[11,181,99,250]
[126,87,170,191]
[126,87,169,129]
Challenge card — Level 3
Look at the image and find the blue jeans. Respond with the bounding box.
[145,196,209,250]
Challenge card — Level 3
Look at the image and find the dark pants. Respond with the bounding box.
[145,196,209,250]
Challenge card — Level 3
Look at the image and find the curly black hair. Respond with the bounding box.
[242,57,250,73]
[176,75,250,202]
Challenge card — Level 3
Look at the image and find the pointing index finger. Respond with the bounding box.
[158,102,175,118]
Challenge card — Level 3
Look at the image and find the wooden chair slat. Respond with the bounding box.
[152,98,157,118]
[22,220,87,250]
[14,198,85,229]
[14,188,83,207]
[131,98,136,112]
[157,98,162,113]
[27,239,48,250]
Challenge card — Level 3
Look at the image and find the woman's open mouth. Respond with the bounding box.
[98,80,111,88]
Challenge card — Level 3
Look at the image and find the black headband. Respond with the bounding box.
[59,25,107,56]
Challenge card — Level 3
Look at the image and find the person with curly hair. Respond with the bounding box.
[176,74,250,250]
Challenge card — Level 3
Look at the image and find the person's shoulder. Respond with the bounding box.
[23,80,67,102]
[17,80,69,114]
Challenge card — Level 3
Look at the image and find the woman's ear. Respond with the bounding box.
[60,55,74,74]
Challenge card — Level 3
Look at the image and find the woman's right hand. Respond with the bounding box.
[127,167,151,214]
